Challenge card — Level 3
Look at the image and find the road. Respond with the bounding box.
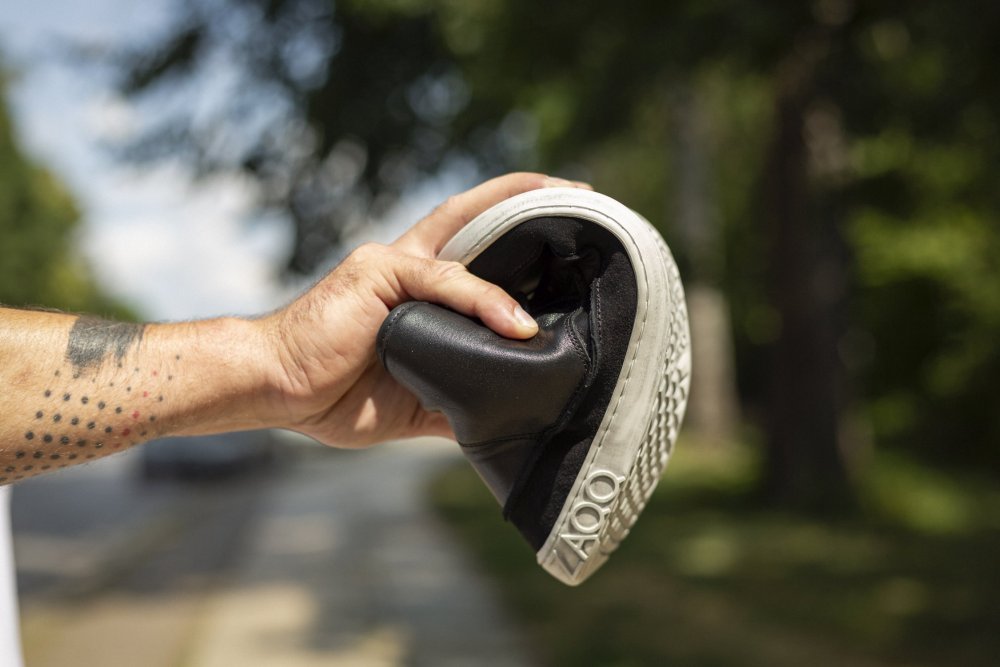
[10,437,534,667]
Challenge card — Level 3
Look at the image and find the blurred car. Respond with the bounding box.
[139,430,276,480]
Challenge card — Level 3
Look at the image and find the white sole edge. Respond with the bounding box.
[439,188,691,586]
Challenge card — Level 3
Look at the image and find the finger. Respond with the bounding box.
[388,255,538,339]
[393,172,591,257]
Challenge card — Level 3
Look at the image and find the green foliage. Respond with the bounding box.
[0,71,129,317]
[112,1,1000,473]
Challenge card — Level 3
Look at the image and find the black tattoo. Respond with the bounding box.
[70,417,79,426]
[25,432,34,441]
[44,390,51,397]
[32,452,42,459]
[53,414,61,423]
[60,436,70,445]
[42,435,52,443]
[66,317,146,372]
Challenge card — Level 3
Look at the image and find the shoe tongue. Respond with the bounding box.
[378,302,592,506]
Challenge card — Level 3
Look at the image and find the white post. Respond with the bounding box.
[0,487,24,667]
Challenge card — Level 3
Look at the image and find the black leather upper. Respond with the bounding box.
[377,217,638,550]
[377,302,593,505]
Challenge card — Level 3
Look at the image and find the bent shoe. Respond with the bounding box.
[377,188,690,585]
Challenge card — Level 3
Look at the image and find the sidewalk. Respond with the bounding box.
[186,437,534,667]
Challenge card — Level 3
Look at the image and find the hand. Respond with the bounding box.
[265,173,592,447]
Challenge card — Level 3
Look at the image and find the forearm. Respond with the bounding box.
[0,308,280,483]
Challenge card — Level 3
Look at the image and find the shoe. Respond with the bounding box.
[377,187,690,585]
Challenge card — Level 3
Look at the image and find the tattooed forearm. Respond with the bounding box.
[66,317,147,372]
[3,307,273,485]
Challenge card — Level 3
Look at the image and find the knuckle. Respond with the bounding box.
[435,260,468,282]
[350,242,388,263]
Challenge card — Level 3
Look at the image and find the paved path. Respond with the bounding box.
[13,438,535,667]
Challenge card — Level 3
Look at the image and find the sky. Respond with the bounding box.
[0,0,456,321]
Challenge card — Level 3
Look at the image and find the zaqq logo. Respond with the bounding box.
[554,469,624,576]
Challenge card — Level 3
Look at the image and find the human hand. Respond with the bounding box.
[264,173,592,447]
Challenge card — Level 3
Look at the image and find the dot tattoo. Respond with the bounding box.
[81,397,89,405]
[53,414,61,423]
[44,390,51,398]
[32,452,43,459]
[87,422,96,430]
[25,432,34,441]
[63,393,71,401]
[70,417,79,426]
[15,452,25,459]
[98,401,106,410]
[43,435,53,443]
[35,411,43,419]
[60,436,70,445]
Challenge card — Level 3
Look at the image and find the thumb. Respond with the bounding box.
[388,255,537,339]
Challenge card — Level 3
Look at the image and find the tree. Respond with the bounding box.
[109,0,1000,507]
[0,67,127,316]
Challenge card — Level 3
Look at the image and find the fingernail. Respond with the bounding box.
[543,176,573,188]
[512,305,537,330]
[573,180,594,190]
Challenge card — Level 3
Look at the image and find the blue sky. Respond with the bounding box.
[1,0,467,322]
[0,0,298,320]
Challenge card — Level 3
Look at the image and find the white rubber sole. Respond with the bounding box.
[439,188,691,586]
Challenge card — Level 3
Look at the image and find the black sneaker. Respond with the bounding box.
[377,188,690,585]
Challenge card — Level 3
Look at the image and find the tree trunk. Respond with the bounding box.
[761,74,852,510]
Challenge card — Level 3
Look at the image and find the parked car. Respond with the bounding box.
[139,430,276,480]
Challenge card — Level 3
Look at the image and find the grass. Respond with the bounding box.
[429,441,1000,667]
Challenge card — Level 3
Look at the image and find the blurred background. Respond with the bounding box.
[1,0,998,665]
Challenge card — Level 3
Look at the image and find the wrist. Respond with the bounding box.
[150,316,288,435]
